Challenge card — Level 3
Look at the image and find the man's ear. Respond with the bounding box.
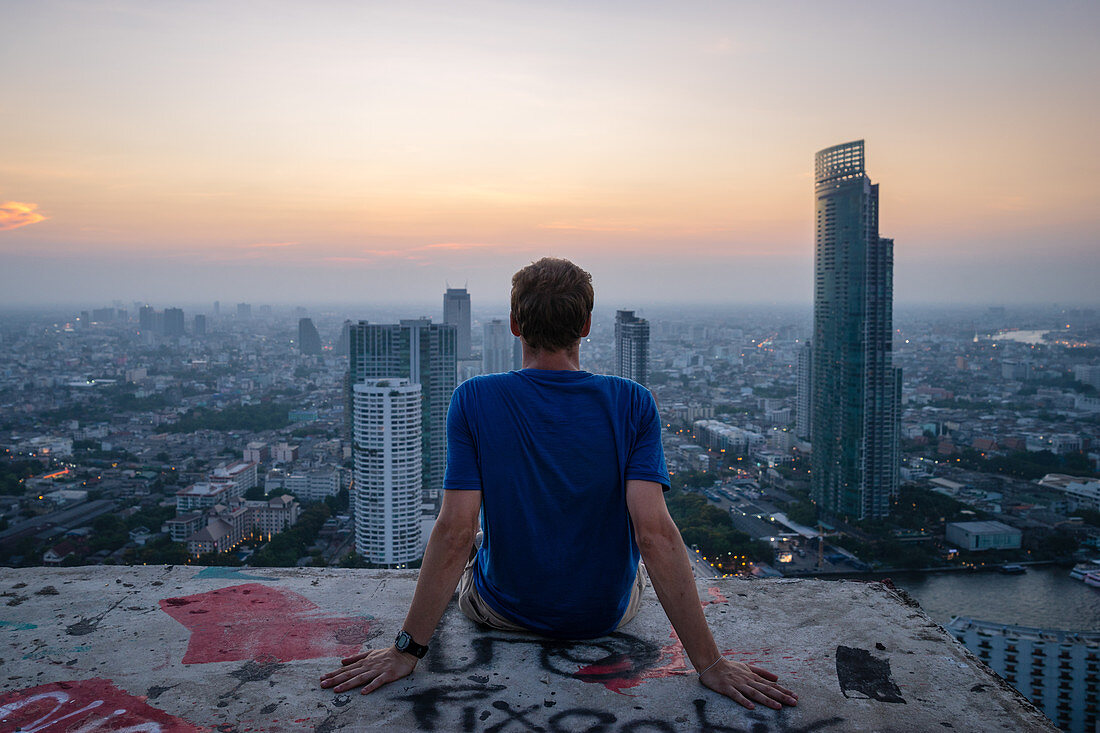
[509,313,521,338]
[580,314,592,338]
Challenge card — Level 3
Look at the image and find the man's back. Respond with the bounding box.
[444,369,668,638]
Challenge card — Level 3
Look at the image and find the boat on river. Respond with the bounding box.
[1070,560,1100,580]
[998,564,1026,574]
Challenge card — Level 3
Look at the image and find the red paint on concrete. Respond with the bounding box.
[0,678,202,732]
[577,629,693,695]
[158,583,373,665]
[704,586,729,605]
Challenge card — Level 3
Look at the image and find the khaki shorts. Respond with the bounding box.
[456,559,647,635]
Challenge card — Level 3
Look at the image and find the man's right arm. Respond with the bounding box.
[625,479,797,710]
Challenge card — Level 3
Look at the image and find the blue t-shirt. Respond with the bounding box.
[443,369,670,639]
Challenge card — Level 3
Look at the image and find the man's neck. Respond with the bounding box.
[522,343,582,371]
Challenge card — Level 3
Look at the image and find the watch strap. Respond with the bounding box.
[394,630,428,659]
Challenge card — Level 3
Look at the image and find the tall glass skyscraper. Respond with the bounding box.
[615,309,650,387]
[810,140,901,520]
[348,319,456,501]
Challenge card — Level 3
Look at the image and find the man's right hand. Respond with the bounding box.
[699,658,798,710]
[319,647,417,695]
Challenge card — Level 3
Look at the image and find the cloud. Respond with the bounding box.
[0,201,47,232]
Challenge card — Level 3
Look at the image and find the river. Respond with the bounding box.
[981,329,1051,345]
[879,566,1100,631]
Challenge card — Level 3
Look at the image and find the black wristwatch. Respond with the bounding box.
[394,630,429,659]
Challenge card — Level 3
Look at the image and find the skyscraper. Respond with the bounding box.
[352,378,422,566]
[138,305,156,334]
[347,319,456,500]
[810,140,901,520]
[796,341,812,440]
[615,310,650,387]
[334,320,352,356]
[443,287,472,360]
[482,318,518,374]
[193,314,207,337]
[162,307,185,337]
[298,318,322,355]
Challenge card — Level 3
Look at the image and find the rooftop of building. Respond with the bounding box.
[0,566,1053,732]
[946,520,1019,533]
[175,482,230,497]
[947,616,1100,645]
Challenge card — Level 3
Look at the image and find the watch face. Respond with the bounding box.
[396,631,410,651]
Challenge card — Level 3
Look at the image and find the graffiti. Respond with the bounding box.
[193,567,276,581]
[428,628,673,693]
[429,626,791,696]
[158,583,375,664]
[0,678,202,732]
[21,644,91,661]
[392,685,842,733]
[393,683,506,730]
[419,587,738,696]
[0,619,37,631]
[835,646,905,704]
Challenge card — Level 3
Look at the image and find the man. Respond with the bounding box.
[321,258,797,710]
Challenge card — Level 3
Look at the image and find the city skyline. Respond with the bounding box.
[2,1,1098,306]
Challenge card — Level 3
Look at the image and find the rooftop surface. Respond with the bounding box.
[0,566,1053,732]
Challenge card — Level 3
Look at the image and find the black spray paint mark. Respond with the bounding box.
[219,655,286,700]
[547,708,617,733]
[835,645,906,703]
[485,700,545,733]
[393,686,844,733]
[65,597,124,635]
[146,684,175,700]
[393,683,507,731]
[428,628,661,686]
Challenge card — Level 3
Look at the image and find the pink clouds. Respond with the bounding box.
[0,201,47,231]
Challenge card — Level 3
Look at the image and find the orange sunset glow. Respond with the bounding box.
[1,1,1097,305]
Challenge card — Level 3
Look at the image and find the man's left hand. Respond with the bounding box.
[320,647,417,694]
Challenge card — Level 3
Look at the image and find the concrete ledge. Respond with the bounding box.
[0,566,1053,732]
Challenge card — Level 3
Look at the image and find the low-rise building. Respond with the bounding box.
[272,443,299,463]
[163,512,205,543]
[210,460,258,493]
[1039,474,1100,512]
[945,521,1022,551]
[246,495,300,539]
[283,469,341,502]
[175,482,233,513]
[186,518,238,556]
[242,442,268,464]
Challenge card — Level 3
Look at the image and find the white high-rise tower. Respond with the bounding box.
[353,378,422,566]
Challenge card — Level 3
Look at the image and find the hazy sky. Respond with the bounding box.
[2,1,1098,306]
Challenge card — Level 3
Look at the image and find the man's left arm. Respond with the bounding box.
[319,489,482,694]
